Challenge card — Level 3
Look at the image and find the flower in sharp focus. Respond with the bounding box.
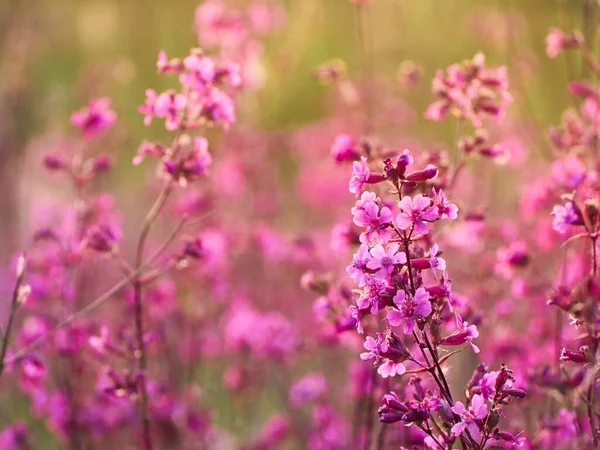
[440,314,480,353]
[432,188,458,220]
[366,243,406,278]
[396,194,439,235]
[450,394,488,442]
[387,287,432,334]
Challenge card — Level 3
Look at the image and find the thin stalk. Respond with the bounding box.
[448,118,465,190]
[7,213,191,364]
[363,367,377,450]
[0,255,27,379]
[133,182,173,450]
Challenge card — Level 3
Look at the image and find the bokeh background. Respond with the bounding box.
[0,0,598,448]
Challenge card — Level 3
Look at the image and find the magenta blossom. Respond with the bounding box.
[546,28,567,58]
[451,394,487,442]
[154,91,187,131]
[71,98,116,138]
[551,201,578,234]
[349,157,370,197]
[440,314,480,353]
[352,192,394,243]
[360,333,408,378]
[432,188,458,220]
[412,244,446,277]
[387,287,432,334]
[331,134,358,163]
[367,243,407,278]
[138,89,158,126]
[347,244,372,287]
[289,373,328,407]
[396,194,439,235]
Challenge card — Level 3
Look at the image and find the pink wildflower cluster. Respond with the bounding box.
[6,1,600,449]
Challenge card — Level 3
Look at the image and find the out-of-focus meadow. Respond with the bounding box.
[1,0,590,211]
[0,0,598,448]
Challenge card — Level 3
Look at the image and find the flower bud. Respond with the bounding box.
[504,388,527,399]
[404,164,438,183]
[437,398,454,423]
[91,155,113,173]
[560,347,589,364]
[43,153,68,171]
[487,410,500,429]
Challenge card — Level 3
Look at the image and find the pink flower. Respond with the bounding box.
[387,287,432,334]
[0,422,28,450]
[551,201,578,234]
[154,92,187,131]
[440,314,480,353]
[360,333,408,378]
[424,100,448,121]
[289,373,327,407]
[138,89,158,126]
[163,137,212,186]
[366,243,407,278]
[132,141,166,166]
[331,134,358,163]
[182,53,216,87]
[157,50,183,74]
[377,359,406,378]
[432,188,458,220]
[347,244,372,287]
[396,195,439,235]
[191,87,236,129]
[494,240,529,280]
[450,394,488,442]
[70,98,116,138]
[349,157,370,197]
[352,192,394,243]
[546,28,569,59]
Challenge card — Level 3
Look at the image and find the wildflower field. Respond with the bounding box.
[0,0,599,448]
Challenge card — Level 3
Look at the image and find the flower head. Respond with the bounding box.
[396,195,439,235]
[71,98,116,138]
[349,157,370,197]
[450,394,487,442]
[387,287,432,334]
[366,243,407,278]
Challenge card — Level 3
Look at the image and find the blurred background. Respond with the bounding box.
[0,0,594,254]
[0,0,597,448]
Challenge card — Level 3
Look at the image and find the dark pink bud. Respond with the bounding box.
[560,348,589,364]
[426,285,449,298]
[84,224,121,253]
[566,367,587,388]
[569,81,598,98]
[404,164,438,183]
[366,173,386,184]
[504,388,527,398]
[43,153,68,171]
[182,236,204,259]
[497,431,516,441]
[91,155,113,173]
[411,258,431,270]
